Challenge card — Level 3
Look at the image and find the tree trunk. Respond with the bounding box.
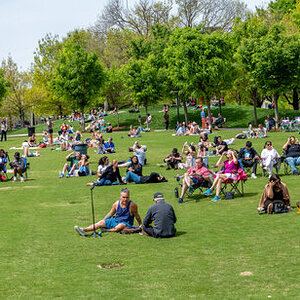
[273,93,279,129]
[235,89,241,105]
[205,94,212,131]
[182,100,189,125]
[250,88,258,126]
[293,88,299,110]
[145,100,149,129]
[116,105,120,128]
[104,99,109,111]
[81,108,85,131]
[59,105,63,118]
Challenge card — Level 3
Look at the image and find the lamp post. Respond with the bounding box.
[171,90,180,123]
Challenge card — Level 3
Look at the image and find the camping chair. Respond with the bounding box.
[219,169,247,197]
[260,158,281,177]
[4,158,30,181]
[175,174,212,198]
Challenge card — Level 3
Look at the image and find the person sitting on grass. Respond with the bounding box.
[42,130,48,144]
[178,142,196,169]
[257,174,291,214]
[178,157,212,204]
[203,150,238,202]
[104,137,115,153]
[75,131,82,142]
[59,151,81,178]
[0,149,8,177]
[282,136,300,175]
[86,156,110,186]
[10,152,25,182]
[124,171,167,184]
[261,141,280,177]
[28,134,37,147]
[133,142,147,166]
[89,159,123,186]
[256,124,267,138]
[238,141,260,179]
[22,141,40,157]
[164,148,183,170]
[74,188,142,236]
[77,154,90,176]
[142,192,177,238]
[214,136,228,156]
[126,155,143,176]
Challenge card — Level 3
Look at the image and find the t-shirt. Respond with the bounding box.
[67,157,79,168]
[97,164,109,173]
[286,144,300,158]
[187,165,210,178]
[224,160,238,173]
[135,149,146,166]
[104,142,115,149]
[201,111,205,118]
[244,149,250,159]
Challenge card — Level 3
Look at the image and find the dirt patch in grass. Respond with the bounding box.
[240,271,253,276]
[40,202,72,208]
[97,263,123,270]
[0,186,40,191]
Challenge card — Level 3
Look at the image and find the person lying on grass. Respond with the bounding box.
[141,192,177,238]
[257,174,291,214]
[124,171,167,184]
[59,151,81,178]
[203,150,238,202]
[74,188,142,236]
[22,141,40,157]
[178,157,212,204]
[10,152,25,182]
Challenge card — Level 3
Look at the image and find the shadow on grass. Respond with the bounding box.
[242,192,259,197]
[175,231,187,237]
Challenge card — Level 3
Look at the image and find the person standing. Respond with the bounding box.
[46,117,53,145]
[164,111,169,130]
[142,192,177,238]
[1,120,8,142]
[201,108,206,129]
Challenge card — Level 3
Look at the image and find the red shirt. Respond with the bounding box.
[188,166,210,178]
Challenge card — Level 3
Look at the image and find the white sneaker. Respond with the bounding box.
[74,226,86,237]
[251,173,257,179]
[13,176,18,182]
[257,207,264,212]
[20,177,25,182]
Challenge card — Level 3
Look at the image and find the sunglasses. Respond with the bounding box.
[266,144,272,146]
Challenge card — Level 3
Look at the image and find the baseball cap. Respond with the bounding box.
[153,192,164,201]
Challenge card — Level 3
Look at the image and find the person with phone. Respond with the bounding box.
[257,174,291,214]
[283,136,300,175]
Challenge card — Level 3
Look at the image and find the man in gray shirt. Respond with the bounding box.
[142,192,177,238]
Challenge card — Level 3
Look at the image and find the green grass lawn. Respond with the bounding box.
[1,130,300,299]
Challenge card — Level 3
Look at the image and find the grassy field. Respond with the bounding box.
[1,129,300,299]
[9,104,300,135]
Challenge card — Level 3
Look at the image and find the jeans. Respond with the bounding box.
[1,130,7,141]
[286,156,300,173]
[94,178,112,186]
[125,171,141,183]
[239,159,258,175]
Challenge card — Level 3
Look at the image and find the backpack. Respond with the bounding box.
[273,200,289,214]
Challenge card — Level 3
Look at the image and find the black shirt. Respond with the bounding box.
[143,201,177,238]
[127,162,143,176]
[286,144,300,158]
[100,166,122,183]
[140,172,161,184]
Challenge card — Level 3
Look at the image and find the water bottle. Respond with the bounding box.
[174,187,179,198]
[176,173,180,182]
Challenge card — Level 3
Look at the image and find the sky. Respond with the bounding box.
[0,0,271,71]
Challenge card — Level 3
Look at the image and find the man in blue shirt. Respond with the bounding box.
[104,137,115,153]
[74,188,142,236]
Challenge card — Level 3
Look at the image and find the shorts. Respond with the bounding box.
[191,177,200,185]
[105,218,132,229]
[79,166,90,176]
[27,153,34,157]
[48,129,53,134]
[224,173,237,180]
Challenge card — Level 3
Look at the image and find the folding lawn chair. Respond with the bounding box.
[220,168,247,198]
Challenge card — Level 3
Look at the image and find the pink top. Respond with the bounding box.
[188,165,210,178]
[224,160,238,173]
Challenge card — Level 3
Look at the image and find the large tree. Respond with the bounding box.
[0,70,8,105]
[253,25,300,128]
[165,27,234,128]
[32,33,67,116]
[124,54,167,128]
[51,38,105,130]
[1,56,30,126]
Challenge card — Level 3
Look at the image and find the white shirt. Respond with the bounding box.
[261,148,279,161]
[97,164,109,173]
